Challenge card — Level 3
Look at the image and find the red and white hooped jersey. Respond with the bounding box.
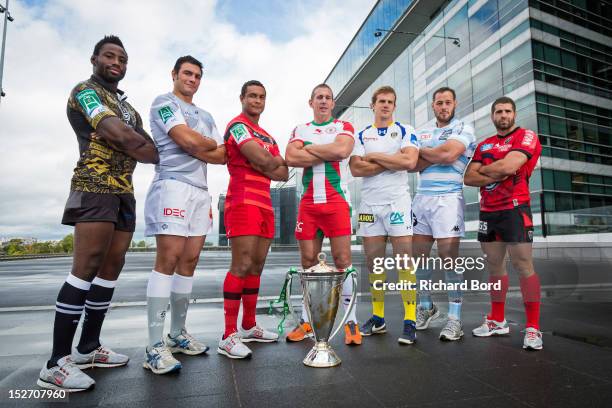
[289,118,354,205]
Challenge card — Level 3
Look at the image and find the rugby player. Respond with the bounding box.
[38,35,159,392]
[349,86,420,344]
[285,84,360,345]
[412,87,476,341]
[218,80,288,359]
[143,56,226,374]
[465,96,543,350]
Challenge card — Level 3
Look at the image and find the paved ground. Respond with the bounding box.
[0,252,611,407]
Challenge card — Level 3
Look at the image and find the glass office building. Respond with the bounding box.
[327,0,612,237]
[218,182,299,246]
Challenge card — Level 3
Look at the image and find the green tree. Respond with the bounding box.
[6,239,25,256]
[61,234,74,253]
[137,240,146,248]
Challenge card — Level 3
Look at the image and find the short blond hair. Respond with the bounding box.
[371,86,396,105]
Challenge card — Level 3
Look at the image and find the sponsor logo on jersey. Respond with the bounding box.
[504,136,513,144]
[484,182,499,191]
[451,225,460,232]
[497,144,511,152]
[163,208,185,218]
[325,127,337,134]
[76,89,108,119]
[158,105,175,124]
[377,128,387,136]
[522,131,535,147]
[295,221,303,232]
[230,124,249,143]
[420,133,432,141]
[390,131,398,138]
[480,143,493,152]
[439,129,453,140]
[363,136,378,142]
[389,211,404,225]
[358,213,375,223]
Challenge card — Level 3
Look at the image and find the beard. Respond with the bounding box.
[494,117,515,131]
[435,109,455,124]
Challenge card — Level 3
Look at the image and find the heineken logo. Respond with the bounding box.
[158,106,175,124]
[76,89,105,118]
[231,124,249,142]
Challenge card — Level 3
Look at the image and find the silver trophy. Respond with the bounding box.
[298,253,357,368]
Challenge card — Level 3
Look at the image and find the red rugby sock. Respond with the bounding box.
[241,275,261,330]
[520,274,541,330]
[487,275,509,322]
[223,272,244,338]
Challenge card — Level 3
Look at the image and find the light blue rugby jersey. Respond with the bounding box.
[415,118,476,195]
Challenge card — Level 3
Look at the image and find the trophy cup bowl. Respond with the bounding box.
[299,253,357,368]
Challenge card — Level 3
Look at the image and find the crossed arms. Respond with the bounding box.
[349,146,419,177]
[464,151,528,187]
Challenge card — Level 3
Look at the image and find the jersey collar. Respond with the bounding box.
[372,121,394,129]
[90,74,124,97]
[496,126,521,139]
[311,117,334,126]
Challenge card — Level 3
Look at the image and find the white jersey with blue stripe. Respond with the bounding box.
[416,118,476,195]
[352,121,419,205]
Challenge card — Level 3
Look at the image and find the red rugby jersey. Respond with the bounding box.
[224,113,280,211]
[471,127,541,212]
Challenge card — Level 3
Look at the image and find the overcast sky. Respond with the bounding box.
[0,0,374,242]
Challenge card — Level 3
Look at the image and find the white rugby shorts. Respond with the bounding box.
[357,196,412,237]
[144,179,212,237]
[412,193,464,238]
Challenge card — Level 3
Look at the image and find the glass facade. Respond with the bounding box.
[217,186,298,246]
[331,0,612,237]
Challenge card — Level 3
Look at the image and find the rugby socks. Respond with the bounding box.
[520,273,541,329]
[146,271,172,348]
[77,277,116,354]
[48,274,91,368]
[341,266,357,323]
[241,274,260,330]
[416,268,433,310]
[369,271,386,319]
[170,274,193,338]
[223,272,244,338]
[488,275,509,322]
[446,270,463,320]
[398,268,416,322]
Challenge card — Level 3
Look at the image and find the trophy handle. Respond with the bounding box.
[268,267,298,334]
[328,267,358,342]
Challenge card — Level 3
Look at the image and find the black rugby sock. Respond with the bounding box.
[77,277,116,354]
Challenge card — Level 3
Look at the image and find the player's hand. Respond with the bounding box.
[90,132,121,151]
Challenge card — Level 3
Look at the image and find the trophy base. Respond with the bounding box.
[303,341,341,368]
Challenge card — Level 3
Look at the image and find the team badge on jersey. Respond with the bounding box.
[230,124,250,143]
[158,106,175,124]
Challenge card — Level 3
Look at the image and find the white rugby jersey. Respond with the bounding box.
[150,92,222,189]
[415,118,475,195]
[289,118,354,205]
[352,121,418,206]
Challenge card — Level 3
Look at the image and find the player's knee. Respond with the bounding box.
[510,257,532,275]
[231,261,252,277]
[333,253,351,270]
[301,254,317,269]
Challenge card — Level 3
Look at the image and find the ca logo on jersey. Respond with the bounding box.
[358,214,374,223]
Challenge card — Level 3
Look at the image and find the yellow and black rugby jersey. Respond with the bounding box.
[66,75,151,194]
